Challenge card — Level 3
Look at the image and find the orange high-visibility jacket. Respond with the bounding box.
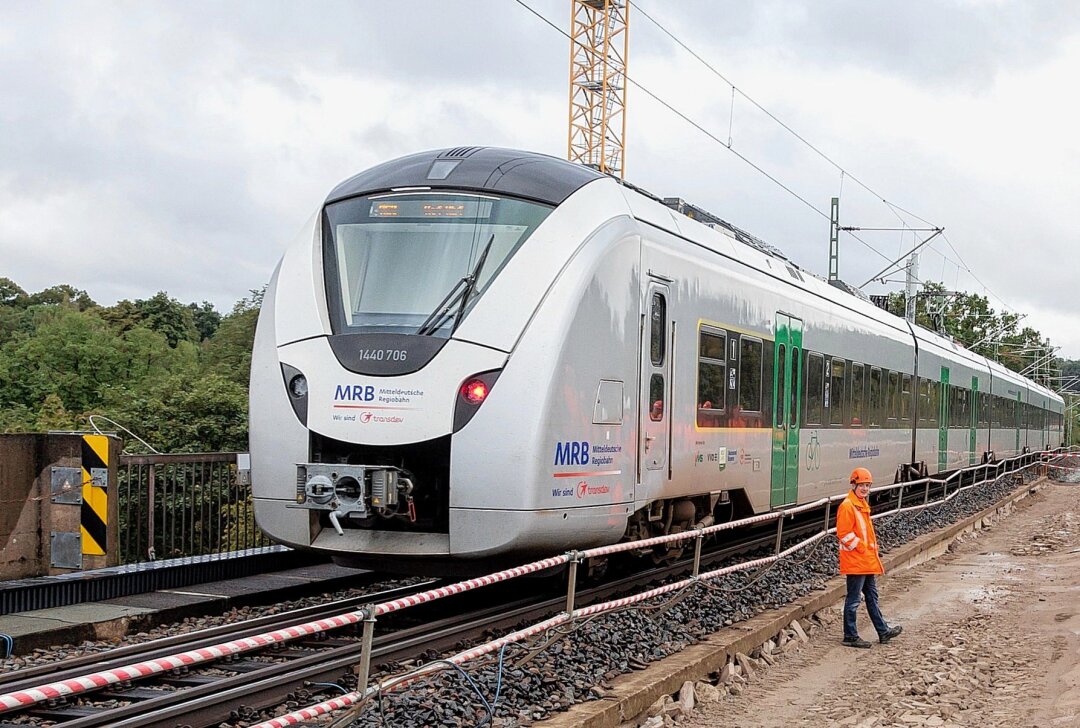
[836,490,884,575]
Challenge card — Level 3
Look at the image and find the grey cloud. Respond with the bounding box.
[633,0,1080,89]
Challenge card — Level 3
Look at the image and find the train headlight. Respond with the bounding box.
[289,374,308,398]
[280,363,309,426]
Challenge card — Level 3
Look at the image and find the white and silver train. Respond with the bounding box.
[250,146,1064,572]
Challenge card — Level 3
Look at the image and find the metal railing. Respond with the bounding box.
[117,452,269,564]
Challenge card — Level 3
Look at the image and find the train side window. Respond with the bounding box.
[901,374,912,425]
[991,395,1000,427]
[929,380,939,425]
[739,337,763,413]
[649,293,666,366]
[649,373,664,422]
[887,371,899,425]
[869,367,882,427]
[829,359,846,426]
[775,344,787,427]
[851,363,865,427]
[697,329,726,427]
[789,346,800,429]
[806,352,824,425]
[917,378,929,425]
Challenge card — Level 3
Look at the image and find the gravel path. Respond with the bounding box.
[679,480,1080,728]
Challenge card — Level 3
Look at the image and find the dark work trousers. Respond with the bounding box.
[843,574,889,639]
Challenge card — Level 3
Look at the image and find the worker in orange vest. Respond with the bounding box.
[838,467,903,648]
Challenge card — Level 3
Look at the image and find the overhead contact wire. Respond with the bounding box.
[517,0,922,273]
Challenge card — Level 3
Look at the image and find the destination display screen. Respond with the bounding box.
[369,199,492,219]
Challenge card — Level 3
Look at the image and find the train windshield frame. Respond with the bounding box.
[323,191,552,336]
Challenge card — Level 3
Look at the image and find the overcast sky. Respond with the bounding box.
[2,1,1078,357]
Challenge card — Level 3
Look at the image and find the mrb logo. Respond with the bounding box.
[554,441,590,466]
[335,384,375,401]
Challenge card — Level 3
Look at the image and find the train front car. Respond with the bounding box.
[250,147,637,573]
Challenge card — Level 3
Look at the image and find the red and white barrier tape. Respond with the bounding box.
[374,555,569,616]
[0,555,570,714]
[250,529,834,728]
[250,613,572,728]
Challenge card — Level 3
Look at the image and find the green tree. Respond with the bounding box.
[0,306,129,415]
[35,393,77,431]
[0,284,261,450]
[135,292,199,348]
[99,299,144,335]
[201,289,262,385]
[100,371,248,452]
[28,284,96,310]
[0,403,35,432]
[189,301,222,341]
[0,278,28,308]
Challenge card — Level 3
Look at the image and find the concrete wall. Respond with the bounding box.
[0,433,120,579]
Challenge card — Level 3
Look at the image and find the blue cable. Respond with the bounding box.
[310,682,348,695]
[486,643,511,721]
[0,633,13,659]
[432,660,494,717]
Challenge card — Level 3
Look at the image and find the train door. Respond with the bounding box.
[639,283,671,490]
[770,314,802,507]
[938,366,949,472]
[969,376,978,466]
[1040,398,1046,451]
[1015,392,1022,452]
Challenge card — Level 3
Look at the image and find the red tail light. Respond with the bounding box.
[453,370,501,432]
[461,378,489,405]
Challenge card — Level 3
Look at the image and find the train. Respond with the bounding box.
[249,146,1064,573]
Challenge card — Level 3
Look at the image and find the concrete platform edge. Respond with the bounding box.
[537,476,1046,728]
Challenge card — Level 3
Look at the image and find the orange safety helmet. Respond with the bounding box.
[850,467,873,486]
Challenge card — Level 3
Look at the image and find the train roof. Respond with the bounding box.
[325,147,603,206]
[611,177,1064,406]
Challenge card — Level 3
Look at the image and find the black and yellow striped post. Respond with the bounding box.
[80,434,109,556]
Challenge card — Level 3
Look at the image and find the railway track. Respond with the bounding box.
[0,516,826,728]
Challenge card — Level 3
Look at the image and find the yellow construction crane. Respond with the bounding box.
[567,0,629,178]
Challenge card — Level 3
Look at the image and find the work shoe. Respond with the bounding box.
[842,637,872,649]
[879,625,903,643]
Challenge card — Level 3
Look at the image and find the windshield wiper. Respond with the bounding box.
[416,234,496,336]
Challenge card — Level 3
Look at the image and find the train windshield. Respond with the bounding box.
[323,192,552,335]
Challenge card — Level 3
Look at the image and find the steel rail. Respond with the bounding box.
[0,580,438,695]
[41,593,554,728]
